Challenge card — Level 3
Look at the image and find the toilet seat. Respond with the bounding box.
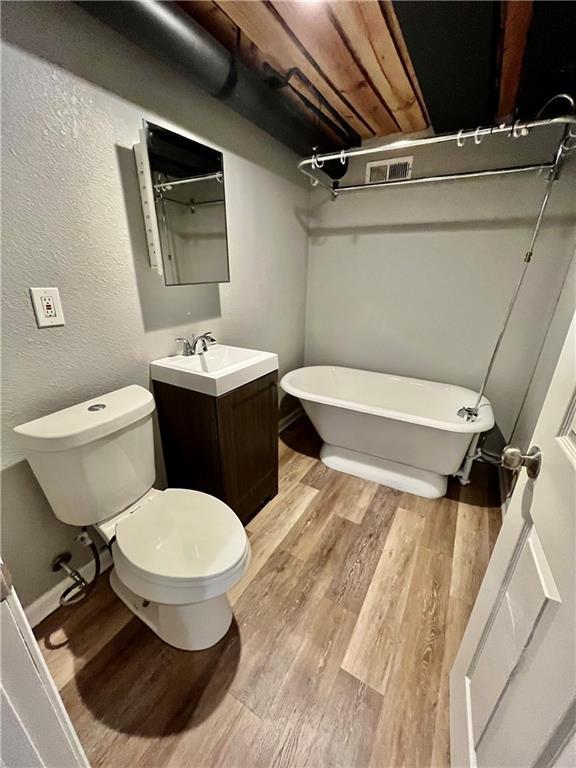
[112,488,250,605]
[116,488,247,581]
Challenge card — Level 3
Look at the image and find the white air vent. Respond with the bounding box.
[365,155,413,184]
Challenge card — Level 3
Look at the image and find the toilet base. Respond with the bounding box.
[109,569,233,651]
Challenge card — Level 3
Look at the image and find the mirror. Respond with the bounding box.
[134,121,230,286]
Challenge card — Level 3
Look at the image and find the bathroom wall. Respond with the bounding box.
[1,2,309,606]
[306,138,576,439]
[511,248,576,449]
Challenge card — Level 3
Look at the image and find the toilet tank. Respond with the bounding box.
[14,385,156,526]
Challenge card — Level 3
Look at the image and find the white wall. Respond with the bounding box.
[1,2,308,606]
[511,249,576,449]
[306,138,576,439]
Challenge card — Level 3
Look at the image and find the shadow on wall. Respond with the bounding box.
[115,145,221,332]
[0,461,87,606]
[306,213,576,244]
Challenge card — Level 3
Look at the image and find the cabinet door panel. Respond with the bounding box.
[217,372,278,524]
[153,381,223,497]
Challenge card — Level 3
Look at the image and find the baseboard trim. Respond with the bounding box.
[279,407,303,434]
[25,547,113,628]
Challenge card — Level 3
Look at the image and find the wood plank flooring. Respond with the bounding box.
[35,416,501,768]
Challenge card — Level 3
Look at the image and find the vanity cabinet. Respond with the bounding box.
[153,371,278,525]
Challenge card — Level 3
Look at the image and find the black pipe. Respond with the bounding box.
[76,0,342,156]
[262,62,359,145]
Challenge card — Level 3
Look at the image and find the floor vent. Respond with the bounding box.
[365,155,413,184]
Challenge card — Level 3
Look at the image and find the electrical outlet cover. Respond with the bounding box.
[29,287,65,328]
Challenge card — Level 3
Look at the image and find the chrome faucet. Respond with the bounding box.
[192,331,216,354]
[175,332,216,356]
[175,337,194,356]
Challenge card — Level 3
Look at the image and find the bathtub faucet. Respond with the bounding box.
[457,405,479,422]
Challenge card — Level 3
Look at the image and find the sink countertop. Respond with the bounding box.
[150,344,279,396]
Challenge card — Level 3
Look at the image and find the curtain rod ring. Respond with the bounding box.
[512,120,529,138]
[474,127,484,145]
[340,150,346,165]
[456,129,466,148]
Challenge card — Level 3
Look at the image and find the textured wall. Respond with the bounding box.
[511,250,575,449]
[1,2,308,606]
[306,139,576,439]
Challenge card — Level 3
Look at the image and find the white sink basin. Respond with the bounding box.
[150,344,278,396]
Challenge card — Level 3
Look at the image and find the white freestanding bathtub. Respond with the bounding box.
[281,366,495,498]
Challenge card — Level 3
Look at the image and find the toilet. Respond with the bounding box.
[14,385,250,651]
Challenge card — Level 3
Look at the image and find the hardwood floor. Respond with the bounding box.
[34,417,501,768]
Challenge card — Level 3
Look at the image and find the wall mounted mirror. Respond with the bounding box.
[134,121,230,286]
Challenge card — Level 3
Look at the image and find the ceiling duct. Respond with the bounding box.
[76,0,343,157]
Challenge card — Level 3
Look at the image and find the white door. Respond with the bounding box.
[450,311,576,768]
[0,562,89,768]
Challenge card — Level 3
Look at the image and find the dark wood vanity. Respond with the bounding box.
[154,371,278,525]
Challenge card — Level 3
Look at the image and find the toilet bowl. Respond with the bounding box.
[14,385,250,651]
[99,488,250,650]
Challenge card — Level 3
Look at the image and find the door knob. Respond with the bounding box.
[501,445,542,479]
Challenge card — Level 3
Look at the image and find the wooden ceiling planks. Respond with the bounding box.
[327,1,427,132]
[379,0,430,126]
[180,0,428,143]
[179,0,551,148]
[179,1,346,144]
[209,0,375,139]
[270,1,398,135]
[497,0,533,120]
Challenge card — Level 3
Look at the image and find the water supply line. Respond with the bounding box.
[457,123,574,423]
[52,529,101,607]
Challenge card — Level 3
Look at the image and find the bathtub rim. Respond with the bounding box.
[280,365,494,435]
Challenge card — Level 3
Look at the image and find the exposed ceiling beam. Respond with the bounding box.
[497,0,533,120]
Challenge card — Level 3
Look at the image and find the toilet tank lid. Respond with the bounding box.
[14,385,155,452]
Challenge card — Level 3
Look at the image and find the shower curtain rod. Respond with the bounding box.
[154,171,223,192]
[298,103,576,448]
[160,196,224,209]
[336,163,554,192]
[298,114,576,197]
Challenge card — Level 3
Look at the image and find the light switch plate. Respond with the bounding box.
[29,287,65,328]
